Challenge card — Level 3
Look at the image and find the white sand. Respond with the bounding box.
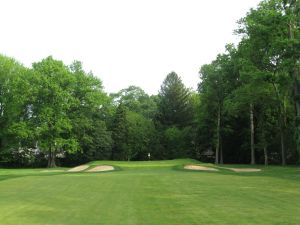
[184,165,219,171]
[86,165,114,172]
[68,165,89,172]
[229,168,261,172]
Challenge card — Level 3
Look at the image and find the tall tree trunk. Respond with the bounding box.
[250,103,256,165]
[271,81,288,165]
[264,146,268,166]
[215,105,221,164]
[280,130,286,166]
[47,147,56,168]
[281,100,287,166]
[293,77,300,154]
[220,139,223,164]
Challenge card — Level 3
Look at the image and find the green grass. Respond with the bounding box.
[0,159,299,225]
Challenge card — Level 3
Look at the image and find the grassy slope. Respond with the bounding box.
[0,159,299,225]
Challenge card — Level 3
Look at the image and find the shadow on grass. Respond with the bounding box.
[0,172,68,183]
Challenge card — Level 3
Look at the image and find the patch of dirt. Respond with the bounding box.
[86,165,114,172]
[41,170,65,172]
[184,165,219,171]
[68,165,89,172]
[229,168,261,172]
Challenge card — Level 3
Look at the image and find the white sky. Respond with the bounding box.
[0,0,261,95]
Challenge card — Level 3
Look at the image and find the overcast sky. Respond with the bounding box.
[0,0,261,94]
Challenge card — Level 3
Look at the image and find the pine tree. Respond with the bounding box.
[157,72,194,159]
[158,72,194,128]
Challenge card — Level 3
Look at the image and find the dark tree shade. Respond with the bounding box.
[111,103,128,160]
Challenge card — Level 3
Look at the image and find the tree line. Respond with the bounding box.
[199,0,300,165]
[0,57,195,167]
[0,0,299,167]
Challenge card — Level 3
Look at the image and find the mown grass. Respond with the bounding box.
[0,159,299,225]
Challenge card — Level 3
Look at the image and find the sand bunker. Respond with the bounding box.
[86,165,114,172]
[41,170,65,172]
[229,168,261,172]
[68,165,89,172]
[184,165,219,171]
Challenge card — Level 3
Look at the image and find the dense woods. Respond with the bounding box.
[0,0,299,167]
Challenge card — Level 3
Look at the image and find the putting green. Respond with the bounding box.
[0,159,299,225]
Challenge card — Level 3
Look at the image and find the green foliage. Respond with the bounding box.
[196,0,300,164]
[111,104,157,161]
[0,55,37,161]
[163,126,185,158]
[65,61,112,164]
[111,104,128,160]
[126,111,156,160]
[31,57,79,167]
[110,85,157,119]
[0,56,113,167]
[199,49,240,163]
[156,72,197,159]
[158,72,194,128]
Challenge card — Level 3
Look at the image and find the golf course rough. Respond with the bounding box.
[0,159,299,225]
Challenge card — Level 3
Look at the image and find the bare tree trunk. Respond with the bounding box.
[264,146,268,166]
[47,147,56,168]
[250,103,256,165]
[220,140,223,164]
[215,105,221,164]
[281,101,288,166]
[293,79,300,154]
[280,130,286,166]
